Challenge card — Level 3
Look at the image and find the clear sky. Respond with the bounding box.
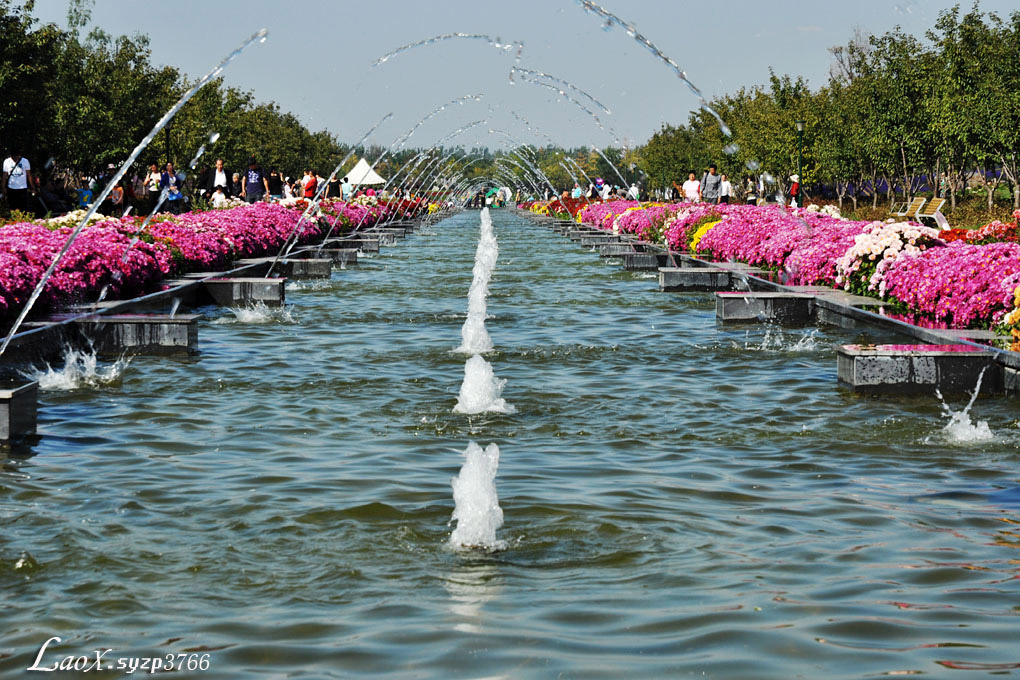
[27,0,1020,151]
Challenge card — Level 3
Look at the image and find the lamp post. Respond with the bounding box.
[795,119,805,207]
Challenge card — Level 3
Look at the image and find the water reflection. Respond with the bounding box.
[444,560,502,634]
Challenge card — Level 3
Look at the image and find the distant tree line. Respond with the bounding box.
[636,4,1020,211]
[0,0,350,185]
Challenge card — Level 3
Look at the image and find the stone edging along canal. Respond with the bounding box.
[515,207,1020,399]
[0,211,460,445]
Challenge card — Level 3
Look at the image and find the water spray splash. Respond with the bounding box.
[521,78,620,144]
[510,66,611,114]
[373,33,523,67]
[449,441,505,551]
[741,327,819,352]
[212,303,295,325]
[456,210,499,353]
[934,369,994,444]
[453,209,513,413]
[25,348,131,391]
[455,356,514,415]
[574,1,728,134]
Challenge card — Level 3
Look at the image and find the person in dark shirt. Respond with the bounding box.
[160,162,183,214]
[243,156,268,204]
[195,164,211,199]
[205,158,232,197]
[267,169,283,200]
[326,174,340,199]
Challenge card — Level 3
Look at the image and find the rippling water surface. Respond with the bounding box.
[3,210,1019,678]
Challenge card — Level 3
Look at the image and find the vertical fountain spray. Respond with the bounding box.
[449,442,505,550]
[449,207,510,551]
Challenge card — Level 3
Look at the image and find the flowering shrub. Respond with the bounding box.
[0,200,393,317]
[38,209,109,231]
[578,200,633,229]
[834,222,943,296]
[882,242,1020,328]
[573,201,1020,330]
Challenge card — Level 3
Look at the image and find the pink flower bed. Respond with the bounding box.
[576,201,1020,330]
[880,242,1020,328]
[578,200,635,229]
[0,201,392,317]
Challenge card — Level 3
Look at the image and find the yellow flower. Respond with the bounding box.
[689,219,722,252]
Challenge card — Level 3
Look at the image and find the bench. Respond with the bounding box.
[891,196,925,218]
[916,197,947,227]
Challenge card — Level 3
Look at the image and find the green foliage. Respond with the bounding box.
[0,1,346,193]
[629,4,1020,213]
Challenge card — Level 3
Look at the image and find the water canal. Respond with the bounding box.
[2,208,1019,678]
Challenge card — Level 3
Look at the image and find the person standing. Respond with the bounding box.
[108,181,125,214]
[243,156,269,204]
[626,182,640,200]
[267,169,284,201]
[341,176,353,201]
[700,164,722,204]
[302,170,317,199]
[788,174,801,207]
[144,164,162,210]
[743,176,757,205]
[682,172,702,203]
[719,174,733,204]
[3,151,36,212]
[325,173,339,200]
[160,162,183,214]
[205,158,232,197]
[195,164,211,200]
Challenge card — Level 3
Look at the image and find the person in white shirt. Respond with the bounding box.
[3,152,36,212]
[626,183,640,200]
[600,182,612,199]
[681,172,701,202]
[719,174,733,204]
[210,187,228,208]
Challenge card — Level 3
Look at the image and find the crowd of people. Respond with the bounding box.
[517,164,802,208]
[1,150,402,219]
[669,165,801,206]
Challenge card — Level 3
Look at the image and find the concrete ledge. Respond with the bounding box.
[336,238,380,253]
[581,235,622,246]
[308,249,358,266]
[623,253,674,270]
[0,382,37,442]
[837,344,1003,394]
[660,268,755,292]
[275,259,331,279]
[599,244,636,257]
[200,278,286,308]
[77,314,201,355]
[715,292,815,324]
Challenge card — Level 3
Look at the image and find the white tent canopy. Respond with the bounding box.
[345,158,386,185]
